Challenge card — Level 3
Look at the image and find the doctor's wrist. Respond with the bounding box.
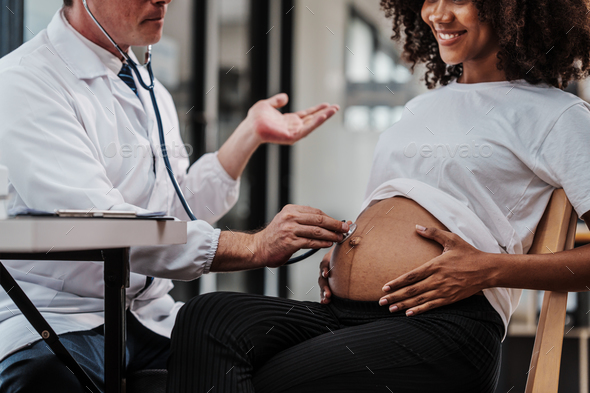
[236,116,264,147]
[210,231,260,272]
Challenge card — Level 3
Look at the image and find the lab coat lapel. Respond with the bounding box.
[47,9,150,132]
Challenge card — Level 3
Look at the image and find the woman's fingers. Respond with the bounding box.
[319,253,332,304]
[379,278,433,306]
[381,262,433,293]
[381,289,443,314]
[405,298,450,316]
[415,225,456,249]
[319,273,332,304]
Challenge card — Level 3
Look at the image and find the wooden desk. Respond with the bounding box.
[0,217,187,393]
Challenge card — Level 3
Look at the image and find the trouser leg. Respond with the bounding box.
[126,311,170,373]
[0,327,105,393]
[0,311,170,393]
[166,292,501,393]
[166,292,339,393]
[253,314,501,393]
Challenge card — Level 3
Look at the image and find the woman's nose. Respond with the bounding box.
[428,6,453,24]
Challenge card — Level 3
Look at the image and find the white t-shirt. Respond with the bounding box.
[362,78,590,337]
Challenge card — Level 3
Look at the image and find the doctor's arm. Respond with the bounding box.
[210,205,349,272]
[169,93,338,223]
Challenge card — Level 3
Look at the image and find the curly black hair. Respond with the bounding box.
[381,0,590,89]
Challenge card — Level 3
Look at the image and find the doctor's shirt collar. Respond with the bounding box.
[47,8,127,79]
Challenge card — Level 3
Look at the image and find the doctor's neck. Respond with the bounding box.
[64,7,128,62]
[63,0,167,62]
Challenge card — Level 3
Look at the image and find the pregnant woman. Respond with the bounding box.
[167,1,590,392]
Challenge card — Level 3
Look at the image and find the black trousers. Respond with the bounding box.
[167,292,504,393]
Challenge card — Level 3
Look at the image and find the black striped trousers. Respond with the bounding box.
[166,292,504,393]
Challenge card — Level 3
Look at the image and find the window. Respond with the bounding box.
[343,8,417,133]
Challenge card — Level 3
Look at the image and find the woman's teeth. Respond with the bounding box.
[439,31,465,40]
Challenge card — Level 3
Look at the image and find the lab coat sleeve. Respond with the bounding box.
[172,151,241,224]
[0,66,218,280]
[130,223,220,279]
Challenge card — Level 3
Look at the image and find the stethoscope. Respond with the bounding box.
[82,1,357,264]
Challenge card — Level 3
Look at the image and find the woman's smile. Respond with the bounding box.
[436,29,467,46]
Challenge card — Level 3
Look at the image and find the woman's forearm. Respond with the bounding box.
[487,242,590,292]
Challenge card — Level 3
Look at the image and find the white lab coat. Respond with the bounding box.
[0,9,240,361]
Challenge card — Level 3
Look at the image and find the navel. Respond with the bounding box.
[349,236,361,246]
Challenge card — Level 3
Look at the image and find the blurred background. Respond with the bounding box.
[2,0,590,391]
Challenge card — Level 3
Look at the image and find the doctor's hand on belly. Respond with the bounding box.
[378,226,494,316]
[212,205,349,272]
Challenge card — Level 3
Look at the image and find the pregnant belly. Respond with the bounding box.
[328,196,449,301]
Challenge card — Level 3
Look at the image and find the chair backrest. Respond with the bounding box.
[524,188,578,393]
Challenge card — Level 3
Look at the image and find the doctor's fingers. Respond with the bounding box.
[295,102,330,117]
[280,205,348,230]
[298,106,339,136]
[265,93,289,109]
[293,213,349,233]
[293,224,343,244]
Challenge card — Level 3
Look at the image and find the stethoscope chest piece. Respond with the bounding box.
[339,223,357,244]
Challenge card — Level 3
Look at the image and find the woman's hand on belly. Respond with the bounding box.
[318,247,334,304]
[379,225,495,316]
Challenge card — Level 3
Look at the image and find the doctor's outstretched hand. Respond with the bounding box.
[217,93,339,181]
[378,225,495,316]
[248,93,339,145]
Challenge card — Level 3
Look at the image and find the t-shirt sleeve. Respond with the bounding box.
[533,102,590,219]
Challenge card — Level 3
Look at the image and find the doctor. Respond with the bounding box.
[0,0,347,391]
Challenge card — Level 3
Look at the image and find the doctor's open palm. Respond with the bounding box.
[249,93,339,145]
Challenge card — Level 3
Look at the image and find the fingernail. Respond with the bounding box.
[379,298,387,306]
[342,222,349,231]
[416,224,426,231]
[389,305,398,312]
[382,285,390,292]
[322,271,326,278]
[406,310,414,316]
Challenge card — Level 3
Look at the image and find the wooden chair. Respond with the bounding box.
[524,188,578,393]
